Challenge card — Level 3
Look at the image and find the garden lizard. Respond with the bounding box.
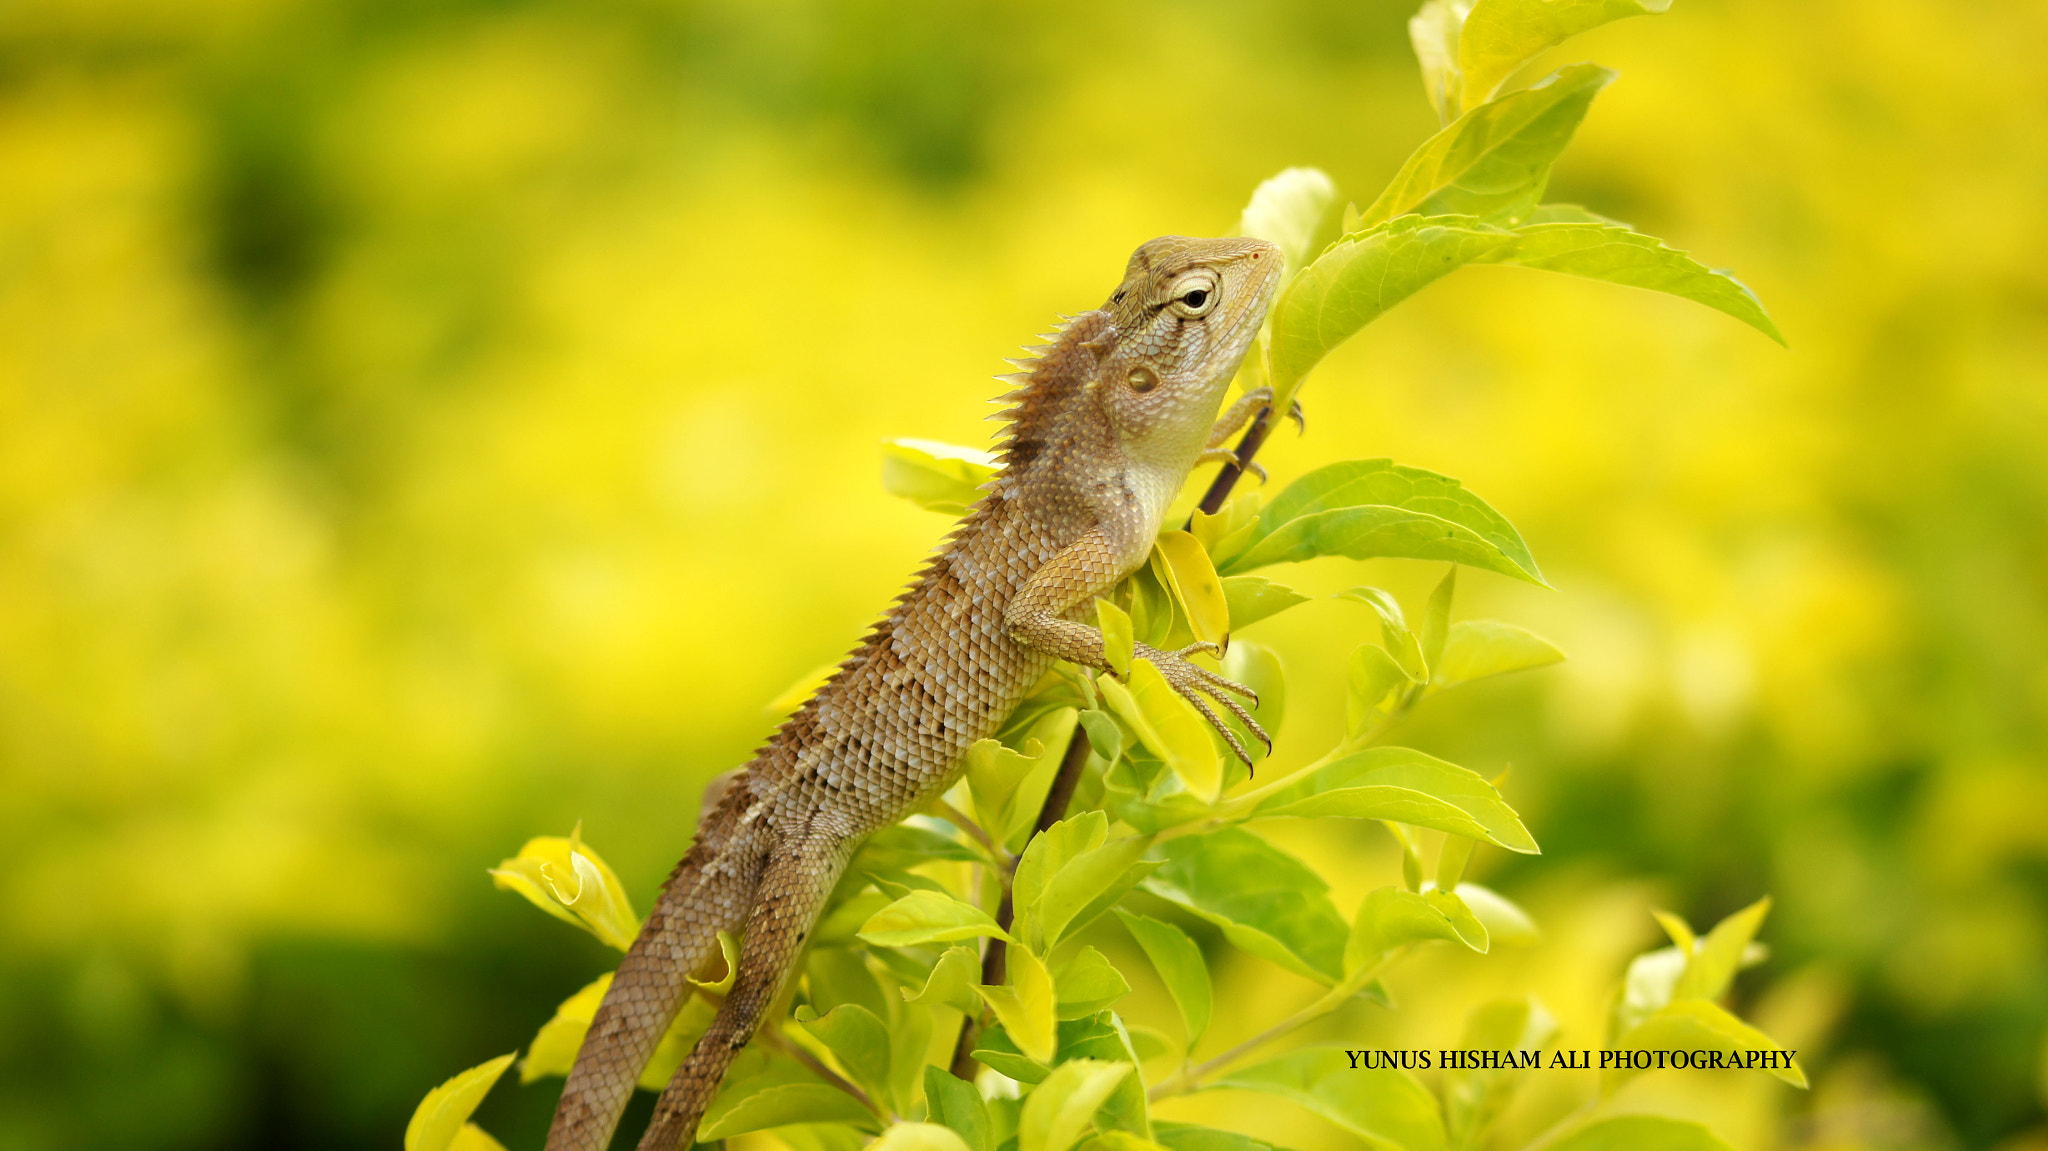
[548,235,1282,1151]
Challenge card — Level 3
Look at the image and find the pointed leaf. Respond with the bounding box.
[859,889,1012,947]
[1500,222,1785,344]
[980,946,1058,1064]
[797,1003,891,1096]
[488,829,640,950]
[1212,1048,1446,1151]
[1269,216,1518,404]
[1257,747,1538,853]
[406,1053,516,1151]
[1145,828,1348,984]
[1434,620,1565,687]
[1676,897,1772,1002]
[1019,1060,1134,1151]
[925,1067,993,1151]
[1115,910,1214,1045]
[1223,459,1543,587]
[1220,576,1311,631]
[1609,999,1806,1090]
[1457,0,1671,111]
[1054,947,1133,1020]
[1104,660,1223,804]
[1345,886,1468,975]
[1363,65,1613,228]
[1410,0,1472,123]
[1098,600,1136,679]
[698,1083,880,1140]
[1456,883,1539,947]
[1155,531,1232,647]
[1444,996,1559,1149]
[1550,1116,1736,1151]
[883,439,998,515]
[905,946,985,1015]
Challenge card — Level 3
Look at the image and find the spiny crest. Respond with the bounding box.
[987,310,1112,473]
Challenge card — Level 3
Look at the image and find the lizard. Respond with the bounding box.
[547,234,1283,1151]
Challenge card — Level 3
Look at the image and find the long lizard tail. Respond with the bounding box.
[636,832,854,1151]
[546,793,764,1151]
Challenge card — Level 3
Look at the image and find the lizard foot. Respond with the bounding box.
[1196,447,1268,484]
[1135,640,1272,767]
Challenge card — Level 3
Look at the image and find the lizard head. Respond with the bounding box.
[1093,235,1282,463]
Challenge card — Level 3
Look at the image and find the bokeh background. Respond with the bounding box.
[4,0,2046,1147]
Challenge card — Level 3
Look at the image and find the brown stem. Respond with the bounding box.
[946,727,1094,1078]
[1193,403,1275,520]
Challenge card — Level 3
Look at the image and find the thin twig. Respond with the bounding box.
[1193,404,1277,520]
[947,728,1094,1079]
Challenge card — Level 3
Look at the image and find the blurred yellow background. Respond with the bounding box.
[3,0,2044,1147]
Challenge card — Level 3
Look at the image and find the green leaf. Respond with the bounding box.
[1114,910,1214,1046]
[1256,747,1538,854]
[1436,833,1475,893]
[882,438,998,515]
[699,1083,880,1140]
[967,708,1078,848]
[1344,886,1471,975]
[1098,599,1136,679]
[1362,65,1613,228]
[980,945,1058,1064]
[1035,833,1159,950]
[1077,708,1124,764]
[1610,946,1688,1040]
[1054,947,1133,1020]
[1421,567,1456,673]
[1220,640,1288,748]
[1056,1014,1152,1137]
[1019,1060,1133,1151]
[1608,1000,1806,1090]
[796,1003,891,1097]
[1549,1116,1736,1151]
[1238,167,1339,279]
[1222,459,1544,587]
[1408,0,1469,123]
[1444,996,1559,1150]
[1497,222,1785,344]
[971,1024,1050,1084]
[873,1123,976,1151]
[1212,1048,1446,1151]
[1152,1123,1282,1151]
[1144,828,1349,984]
[1014,813,1108,936]
[904,946,984,1014]
[856,822,983,878]
[859,889,1012,947]
[1675,896,1772,1002]
[1268,216,1517,404]
[405,1053,517,1151]
[1424,888,1490,952]
[1455,883,1539,947]
[1433,620,1565,688]
[1220,576,1311,631]
[1338,588,1428,680]
[1346,643,1417,736]
[1524,202,1630,227]
[925,1067,993,1151]
[1457,0,1671,112]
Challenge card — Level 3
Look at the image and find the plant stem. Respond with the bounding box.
[762,1026,888,1122]
[947,728,1094,1079]
[1148,952,1397,1102]
[1194,403,1276,519]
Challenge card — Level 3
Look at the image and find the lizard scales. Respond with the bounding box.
[549,235,1281,1150]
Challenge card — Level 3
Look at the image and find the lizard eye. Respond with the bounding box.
[1170,278,1218,317]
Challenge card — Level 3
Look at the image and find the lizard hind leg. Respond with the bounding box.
[637,833,854,1151]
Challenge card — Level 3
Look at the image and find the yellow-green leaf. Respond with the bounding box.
[1409,0,1470,123]
[1154,531,1231,648]
[1434,620,1565,687]
[1609,999,1806,1091]
[859,889,1012,947]
[1457,0,1670,111]
[882,438,998,515]
[1097,599,1135,678]
[874,1122,977,1151]
[488,826,640,950]
[978,945,1057,1063]
[1219,576,1309,631]
[904,945,984,1014]
[1019,1059,1134,1151]
[1237,167,1338,280]
[698,1083,880,1139]
[1675,896,1772,1002]
[405,1053,516,1151]
[1121,659,1222,803]
[1115,910,1213,1045]
[1054,945,1133,1020]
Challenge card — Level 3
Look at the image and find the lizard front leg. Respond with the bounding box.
[1196,387,1307,481]
[637,830,854,1151]
[1004,531,1270,764]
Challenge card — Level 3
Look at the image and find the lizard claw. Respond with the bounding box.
[1284,398,1306,435]
[1137,641,1272,766]
[1194,449,1268,484]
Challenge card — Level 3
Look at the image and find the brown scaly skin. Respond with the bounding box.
[547,235,1282,1151]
